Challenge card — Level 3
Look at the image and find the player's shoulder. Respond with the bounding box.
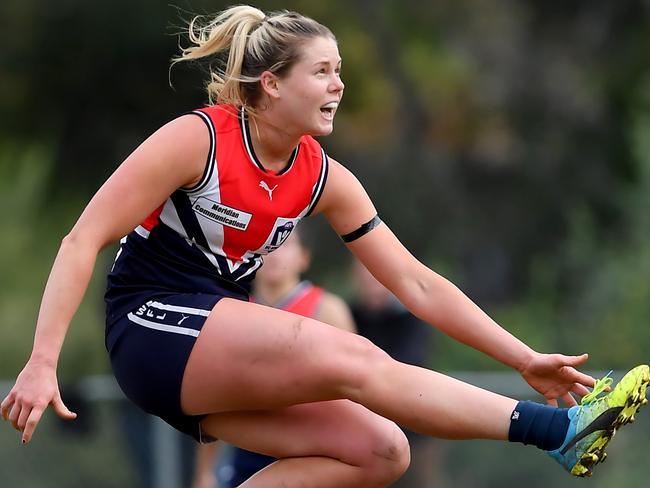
[318,290,357,333]
[145,113,211,165]
[190,104,242,136]
[321,290,347,309]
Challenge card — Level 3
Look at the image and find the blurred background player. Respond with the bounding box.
[350,259,431,372]
[193,226,356,488]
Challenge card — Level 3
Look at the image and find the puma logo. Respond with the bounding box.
[259,180,278,201]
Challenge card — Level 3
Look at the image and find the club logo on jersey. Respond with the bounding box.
[263,219,297,252]
[193,197,252,231]
[259,180,278,201]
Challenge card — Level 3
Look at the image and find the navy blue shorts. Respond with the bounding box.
[229,448,276,486]
[105,291,244,442]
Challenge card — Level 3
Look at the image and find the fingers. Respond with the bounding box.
[3,399,68,444]
[7,402,19,430]
[2,390,76,444]
[22,407,46,444]
[572,383,591,397]
[564,353,589,366]
[554,353,589,371]
[567,370,596,388]
[547,392,577,408]
[561,392,578,407]
[1,392,15,421]
[7,401,39,433]
[17,405,31,434]
[555,354,596,387]
[52,395,77,421]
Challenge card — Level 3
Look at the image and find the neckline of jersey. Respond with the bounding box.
[239,107,300,177]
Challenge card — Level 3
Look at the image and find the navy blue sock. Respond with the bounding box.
[508,400,571,451]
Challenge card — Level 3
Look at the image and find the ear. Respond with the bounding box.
[259,70,281,99]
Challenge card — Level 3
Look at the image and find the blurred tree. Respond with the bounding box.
[1,0,649,372]
[2,2,650,483]
[0,141,109,378]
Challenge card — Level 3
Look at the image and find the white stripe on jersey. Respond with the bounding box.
[240,107,262,171]
[184,110,217,194]
[147,300,211,316]
[159,192,228,273]
[233,257,264,281]
[302,148,329,217]
[111,235,128,272]
[158,113,236,276]
[194,201,231,269]
[127,312,200,337]
[134,225,150,238]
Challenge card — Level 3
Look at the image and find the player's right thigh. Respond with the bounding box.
[201,399,410,478]
[181,297,391,415]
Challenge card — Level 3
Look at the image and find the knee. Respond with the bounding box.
[337,335,394,399]
[365,423,411,486]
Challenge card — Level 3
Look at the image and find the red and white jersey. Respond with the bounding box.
[134,105,329,284]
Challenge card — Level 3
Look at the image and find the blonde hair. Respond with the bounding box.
[173,5,335,110]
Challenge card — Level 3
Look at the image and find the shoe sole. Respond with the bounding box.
[570,365,650,477]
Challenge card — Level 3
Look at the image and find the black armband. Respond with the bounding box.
[340,215,382,243]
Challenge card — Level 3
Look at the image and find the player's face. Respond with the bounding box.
[257,232,310,286]
[275,36,344,136]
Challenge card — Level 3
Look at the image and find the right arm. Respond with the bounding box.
[1,114,210,443]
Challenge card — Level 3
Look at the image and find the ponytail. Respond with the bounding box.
[173,5,334,110]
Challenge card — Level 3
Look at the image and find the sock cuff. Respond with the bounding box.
[508,401,570,451]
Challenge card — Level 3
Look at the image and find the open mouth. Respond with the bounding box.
[320,101,338,120]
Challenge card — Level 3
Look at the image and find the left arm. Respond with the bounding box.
[314,159,594,404]
[355,225,534,372]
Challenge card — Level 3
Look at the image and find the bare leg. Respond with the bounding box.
[366,360,517,439]
[182,299,517,440]
[200,400,410,488]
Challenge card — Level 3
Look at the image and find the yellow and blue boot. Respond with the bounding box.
[548,364,650,477]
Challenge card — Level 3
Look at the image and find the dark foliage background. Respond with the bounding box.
[1,1,649,485]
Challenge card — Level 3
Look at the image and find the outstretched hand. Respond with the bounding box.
[519,352,596,407]
[1,360,77,444]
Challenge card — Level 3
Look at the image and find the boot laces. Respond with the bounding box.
[580,370,613,406]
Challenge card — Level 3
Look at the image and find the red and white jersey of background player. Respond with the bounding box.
[253,281,325,318]
[135,105,328,284]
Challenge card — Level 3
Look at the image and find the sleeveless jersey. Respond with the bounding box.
[105,105,329,325]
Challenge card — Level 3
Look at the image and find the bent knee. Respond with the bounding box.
[334,335,393,400]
